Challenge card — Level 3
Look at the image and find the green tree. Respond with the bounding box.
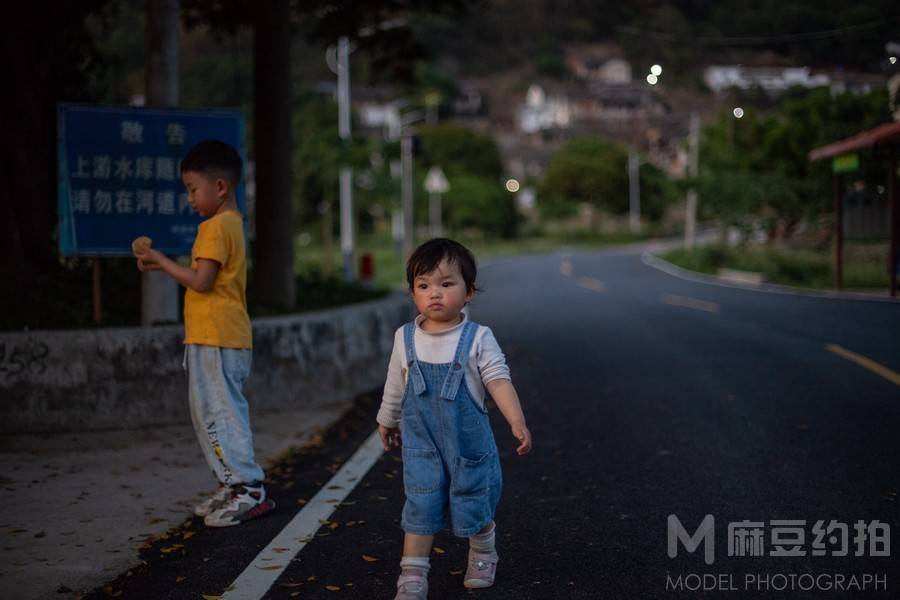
[538,137,629,220]
[699,87,892,241]
[442,175,518,238]
[418,124,504,180]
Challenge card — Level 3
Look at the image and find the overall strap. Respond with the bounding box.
[440,321,479,401]
[403,322,427,396]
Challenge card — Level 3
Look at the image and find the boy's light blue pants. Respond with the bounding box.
[185,344,265,486]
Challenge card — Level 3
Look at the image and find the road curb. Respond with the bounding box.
[642,252,899,304]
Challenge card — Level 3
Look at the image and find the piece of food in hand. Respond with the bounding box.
[132,236,155,263]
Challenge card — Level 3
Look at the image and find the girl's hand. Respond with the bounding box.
[511,422,532,455]
[378,424,402,451]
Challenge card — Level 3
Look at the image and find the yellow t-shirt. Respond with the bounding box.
[183,210,252,349]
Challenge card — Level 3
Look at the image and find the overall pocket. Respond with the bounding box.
[451,452,492,498]
[402,447,442,494]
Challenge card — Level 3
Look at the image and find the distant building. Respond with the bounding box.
[704,66,830,94]
[704,65,885,97]
[565,43,633,84]
[451,81,485,117]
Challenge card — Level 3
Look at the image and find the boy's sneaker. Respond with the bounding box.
[203,483,275,527]
[193,484,231,517]
[394,570,428,600]
[463,550,498,589]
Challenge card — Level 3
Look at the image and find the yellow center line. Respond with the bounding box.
[826,344,900,387]
[661,293,720,313]
[576,276,606,292]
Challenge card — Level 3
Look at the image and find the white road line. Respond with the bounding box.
[221,430,384,600]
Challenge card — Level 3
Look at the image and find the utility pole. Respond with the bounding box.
[142,0,180,325]
[336,36,355,281]
[685,112,700,249]
[628,149,641,234]
[401,134,414,258]
[425,166,449,238]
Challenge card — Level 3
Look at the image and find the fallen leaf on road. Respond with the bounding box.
[291,593,300,597]
[201,595,221,600]
[433,547,445,554]
[279,582,304,588]
[307,576,317,581]
[325,585,341,591]
[297,499,308,505]
[362,555,378,562]
[176,577,186,583]
[273,547,290,552]
[450,570,463,575]
[256,565,283,570]
[183,531,195,540]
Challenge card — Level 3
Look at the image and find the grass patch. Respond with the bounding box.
[660,244,892,291]
[296,231,651,290]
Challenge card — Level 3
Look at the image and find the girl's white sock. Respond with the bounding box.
[469,521,497,554]
[400,555,431,574]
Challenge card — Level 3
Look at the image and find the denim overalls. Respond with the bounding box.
[400,320,502,538]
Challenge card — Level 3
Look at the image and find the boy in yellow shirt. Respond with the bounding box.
[135,140,274,527]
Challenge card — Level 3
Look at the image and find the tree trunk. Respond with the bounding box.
[0,5,60,274]
[142,0,181,325]
[252,0,295,308]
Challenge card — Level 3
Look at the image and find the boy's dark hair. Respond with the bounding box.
[180,140,242,187]
[406,238,479,294]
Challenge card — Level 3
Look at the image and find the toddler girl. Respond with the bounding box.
[377,238,532,599]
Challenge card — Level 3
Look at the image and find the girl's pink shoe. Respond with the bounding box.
[395,571,428,600]
[463,550,498,588]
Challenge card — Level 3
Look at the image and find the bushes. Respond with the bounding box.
[661,245,888,290]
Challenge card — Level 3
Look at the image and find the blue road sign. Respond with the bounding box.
[57,104,247,256]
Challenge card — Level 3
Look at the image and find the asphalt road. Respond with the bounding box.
[87,248,900,600]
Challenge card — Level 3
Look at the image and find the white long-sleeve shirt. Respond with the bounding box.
[376,313,511,428]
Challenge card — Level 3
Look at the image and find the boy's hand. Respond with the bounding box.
[135,247,163,265]
[136,258,161,272]
[511,422,532,455]
[378,424,401,452]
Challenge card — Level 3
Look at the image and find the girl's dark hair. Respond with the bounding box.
[406,238,478,294]
[180,140,242,186]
